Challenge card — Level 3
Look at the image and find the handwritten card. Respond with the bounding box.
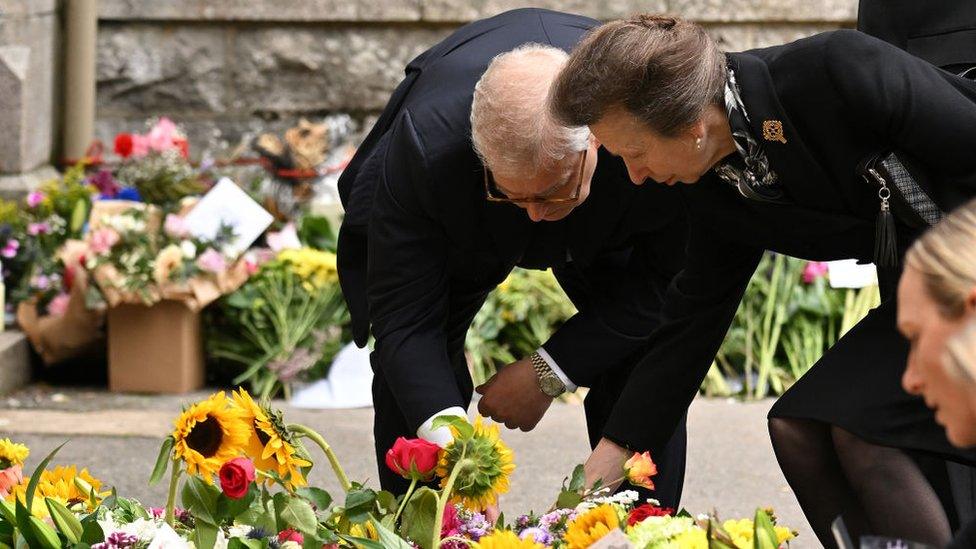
[183,178,274,258]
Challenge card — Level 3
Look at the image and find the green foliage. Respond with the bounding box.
[115,151,204,207]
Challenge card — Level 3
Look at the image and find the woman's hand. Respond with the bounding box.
[583,437,632,491]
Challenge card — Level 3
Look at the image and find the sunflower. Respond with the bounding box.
[475,530,544,549]
[171,391,249,482]
[0,438,29,469]
[232,389,311,489]
[563,504,621,549]
[6,465,107,516]
[436,416,515,510]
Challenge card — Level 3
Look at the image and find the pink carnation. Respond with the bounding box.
[46,293,70,318]
[196,248,227,273]
[27,222,50,236]
[802,261,829,284]
[2,240,19,259]
[26,191,44,208]
[148,117,181,152]
[130,134,150,158]
[90,228,121,255]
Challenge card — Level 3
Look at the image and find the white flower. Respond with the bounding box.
[147,522,192,548]
[180,240,197,259]
[119,518,160,541]
[226,524,253,539]
[576,489,640,512]
[281,542,302,549]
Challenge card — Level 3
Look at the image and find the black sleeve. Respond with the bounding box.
[599,206,764,451]
[366,111,464,431]
[824,29,976,207]
[544,236,678,388]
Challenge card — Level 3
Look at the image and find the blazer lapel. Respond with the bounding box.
[730,53,842,214]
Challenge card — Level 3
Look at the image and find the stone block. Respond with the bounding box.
[705,23,846,51]
[0,45,27,174]
[0,0,56,17]
[96,23,228,114]
[0,331,30,396]
[671,0,857,23]
[420,0,667,22]
[229,26,452,113]
[0,165,59,201]
[99,0,423,22]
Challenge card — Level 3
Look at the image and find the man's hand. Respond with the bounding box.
[476,357,552,431]
[583,437,632,492]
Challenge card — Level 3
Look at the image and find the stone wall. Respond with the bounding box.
[95,0,857,154]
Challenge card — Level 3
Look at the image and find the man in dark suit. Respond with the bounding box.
[337,8,689,505]
[858,0,976,77]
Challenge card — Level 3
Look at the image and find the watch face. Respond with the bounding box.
[540,376,563,397]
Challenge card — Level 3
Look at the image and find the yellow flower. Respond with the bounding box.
[722,518,795,548]
[154,244,184,284]
[6,465,107,516]
[232,389,311,489]
[171,391,249,483]
[0,439,29,468]
[475,530,544,549]
[436,417,515,509]
[349,520,378,547]
[624,451,657,490]
[673,527,708,548]
[564,504,620,549]
[277,248,338,290]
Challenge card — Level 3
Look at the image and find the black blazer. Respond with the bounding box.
[337,8,687,431]
[858,0,976,70]
[600,30,976,451]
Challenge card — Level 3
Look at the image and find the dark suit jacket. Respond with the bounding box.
[858,0,976,70]
[337,8,688,432]
[601,30,976,451]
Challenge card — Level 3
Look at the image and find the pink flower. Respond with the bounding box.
[266,223,301,252]
[163,214,189,238]
[0,465,23,499]
[196,248,227,273]
[26,191,44,208]
[130,134,150,158]
[802,261,829,284]
[278,529,303,544]
[441,503,462,537]
[27,222,50,236]
[90,228,121,255]
[47,293,70,318]
[148,117,181,152]
[2,240,19,258]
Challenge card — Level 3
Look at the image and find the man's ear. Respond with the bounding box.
[966,286,976,316]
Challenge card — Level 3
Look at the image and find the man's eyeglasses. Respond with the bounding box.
[484,148,587,204]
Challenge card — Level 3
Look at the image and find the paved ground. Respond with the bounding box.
[0,387,817,547]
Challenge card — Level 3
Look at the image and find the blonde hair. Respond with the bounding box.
[470,43,590,180]
[945,319,976,384]
[906,196,976,318]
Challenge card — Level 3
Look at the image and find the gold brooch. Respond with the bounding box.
[762,120,787,144]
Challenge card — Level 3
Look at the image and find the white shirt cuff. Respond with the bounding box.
[416,406,467,447]
[536,347,577,393]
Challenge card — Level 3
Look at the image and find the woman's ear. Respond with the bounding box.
[966,286,976,316]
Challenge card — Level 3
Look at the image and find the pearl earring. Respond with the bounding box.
[695,137,703,150]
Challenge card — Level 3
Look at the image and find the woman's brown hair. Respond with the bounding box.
[550,14,726,137]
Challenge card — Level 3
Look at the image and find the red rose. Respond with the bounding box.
[114,133,134,158]
[385,437,441,481]
[278,529,303,544]
[218,457,255,499]
[627,503,674,526]
[174,137,189,159]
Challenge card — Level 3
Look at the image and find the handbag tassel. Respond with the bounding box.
[874,203,898,267]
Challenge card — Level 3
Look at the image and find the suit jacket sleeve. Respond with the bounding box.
[598,200,764,451]
[824,30,976,208]
[544,236,680,388]
[367,111,465,431]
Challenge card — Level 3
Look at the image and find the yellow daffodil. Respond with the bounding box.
[564,504,620,549]
[171,391,249,482]
[0,439,29,468]
[436,417,515,509]
[232,389,311,489]
[475,530,544,549]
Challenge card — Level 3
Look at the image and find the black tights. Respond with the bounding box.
[769,418,951,548]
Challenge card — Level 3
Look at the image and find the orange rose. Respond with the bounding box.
[624,451,657,490]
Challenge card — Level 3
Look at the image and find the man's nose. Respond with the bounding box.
[902,361,924,395]
[624,160,649,185]
[525,202,548,222]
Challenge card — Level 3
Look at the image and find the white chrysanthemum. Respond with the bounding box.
[226,524,253,539]
[180,240,197,259]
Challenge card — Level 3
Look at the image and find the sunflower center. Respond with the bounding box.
[255,421,272,446]
[186,414,223,458]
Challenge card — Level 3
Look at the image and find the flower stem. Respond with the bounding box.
[164,459,181,527]
[393,477,418,526]
[432,448,468,549]
[289,423,351,491]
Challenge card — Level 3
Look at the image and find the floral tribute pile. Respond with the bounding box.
[0,390,796,548]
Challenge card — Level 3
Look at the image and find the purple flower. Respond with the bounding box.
[31,274,51,290]
[88,169,121,198]
[2,239,19,258]
[519,527,552,545]
[195,248,227,274]
[27,222,50,236]
[91,531,139,549]
[26,191,44,208]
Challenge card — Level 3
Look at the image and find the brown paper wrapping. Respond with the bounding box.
[16,269,106,366]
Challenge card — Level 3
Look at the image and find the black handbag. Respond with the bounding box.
[858,151,944,267]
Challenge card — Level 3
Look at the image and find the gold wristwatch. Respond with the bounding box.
[529,351,566,398]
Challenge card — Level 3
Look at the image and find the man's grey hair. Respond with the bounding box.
[471,43,590,180]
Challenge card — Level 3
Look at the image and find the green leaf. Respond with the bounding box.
[430,415,473,442]
[374,490,397,516]
[294,487,333,513]
[79,519,103,545]
[44,498,82,543]
[149,437,174,486]
[339,535,384,549]
[194,521,219,549]
[343,488,377,524]
[228,539,263,549]
[398,487,437,549]
[370,518,414,549]
[568,464,586,493]
[555,490,582,510]
[180,475,219,525]
[234,500,276,534]
[27,517,59,549]
[279,497,318,535]
[0,501,14,524]
[26,441,67,512]
[69,199,88,234]
[216,485,257,522]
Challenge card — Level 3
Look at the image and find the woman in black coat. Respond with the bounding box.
[550,14,976,548]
